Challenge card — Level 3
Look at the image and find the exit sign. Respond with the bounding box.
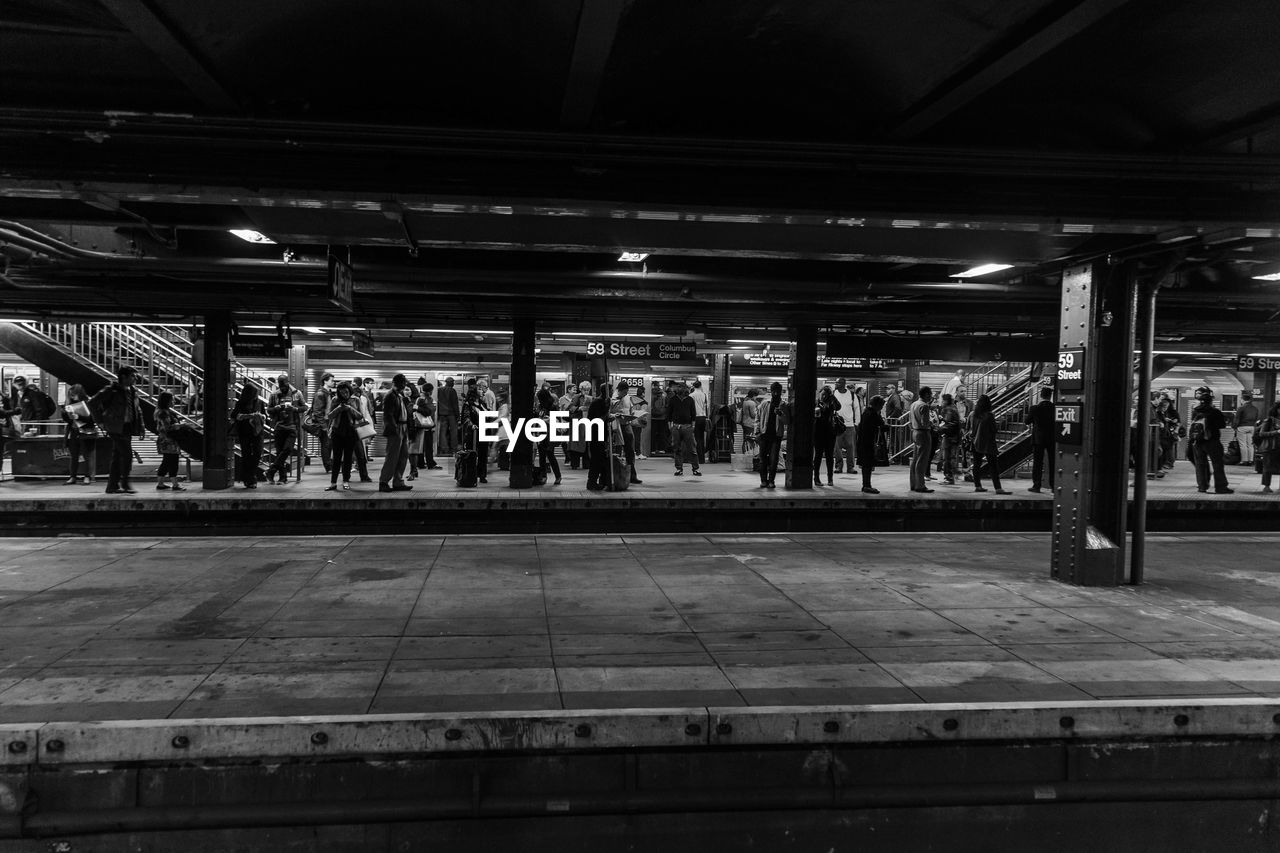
[1055,403,1083,445]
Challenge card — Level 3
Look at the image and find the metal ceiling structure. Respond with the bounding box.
[1,0,1279,347]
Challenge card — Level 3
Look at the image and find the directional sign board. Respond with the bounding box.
[1237,354,1280,372]
[1057,348,1085,391]
[1055,403,1083,445]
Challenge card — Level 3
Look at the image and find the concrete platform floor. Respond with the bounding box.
[2,532,1279,723]
[1,454,1276,503]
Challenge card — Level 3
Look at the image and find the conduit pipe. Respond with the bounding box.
[5,777,1280,838]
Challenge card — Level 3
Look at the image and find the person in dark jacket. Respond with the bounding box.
[1155,396,1180,470]
[266,375,304,484]
[969,394,1011,495]
[1189,386,1232,494]
[937,393,962,485]
[537,382,563,485]
[10,375,56,435]
[379,373,413,492]
[310,373,335,474]
[856,395,886,494]
[586,382,613,490]
[88,365,145,494]
[325,382,362,491]
[1026,386,1056,493]
[437,378,461,456]
[813,386,839,486]
[1257,402,1280,494]
[667,383,700,477]
[232,384,266,489]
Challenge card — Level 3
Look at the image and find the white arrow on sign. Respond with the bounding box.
[1061,423,1071,437]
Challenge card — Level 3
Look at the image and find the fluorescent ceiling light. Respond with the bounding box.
[412,328,512,335]
[1248,352,1280,357]
[728,339,792,345]
[299,327,325,334]
[229,229,276,244]
[549,332,662,337]
[949,263,1014,279]
[1251,266,1280,282]
[617,252,649,262]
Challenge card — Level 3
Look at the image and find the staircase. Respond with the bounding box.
[0,322,277,466]
[965,362,1050,479]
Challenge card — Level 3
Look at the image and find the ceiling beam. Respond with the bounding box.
[559,0,627,130]
[96,0,239,112]
[1188,101,1280,152]
[890,0,1133,140]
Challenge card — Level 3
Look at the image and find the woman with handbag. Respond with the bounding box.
[411,390,438,473]
[325,382,362,491]
[232,385,266,489]
[813,386,840,486]
[1257,403,1280,494]
[61,383,98,485]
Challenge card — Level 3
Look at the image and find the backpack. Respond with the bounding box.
[1188,419,1206,443]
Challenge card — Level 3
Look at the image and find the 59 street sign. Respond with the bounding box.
[1057,348,1085,391]
[1238,354,1280,372]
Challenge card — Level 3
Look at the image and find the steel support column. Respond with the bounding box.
[786,325,816,489]
[711,354,731,462]
[1051,261,1135,586]
[287,344,307,481]
[509,318,536,489]
[201,311,234,490]
[1130,277,1158,585]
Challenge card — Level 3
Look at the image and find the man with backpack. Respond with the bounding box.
[9,375,56,435]
[1189,386,1233,494]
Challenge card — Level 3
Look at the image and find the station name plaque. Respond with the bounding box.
[586,341,696,360]
[1237,354,1280,372]
[1057,348,1085,391]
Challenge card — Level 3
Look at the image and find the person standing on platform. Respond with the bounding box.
[857,395,886,494]
[740,388,759,456]
[969,393,1011,495]
[464,378,493,484]
[611,381,642,485]
[413,387,439,472]
[629,385,649,461]
[1256,402,1280,494]
[377,374,413,492]
[324,382,361,492]
[1155,396,1180,470]
[61,384,97,485]
[232,384,266,490]
[908,386,935,493]
[11,375,55,435]
[1189,386,1233,494]
[813,386,839,486]
[537,382,563,485]
[648,380,668,457]
[942,369,966,401]
[437,377,460,457]
[667,382,700,478]
[310,373,336,474]
[1026,386,1056,493]
[937,393,961,485]
[586,382,613,490]
[832,377,859,475]
[152,392,184,492]
[754,382,788,489]
[1234,392,1261,467]
[89,365,144,494]
[266,374,304,484]
[690,379,709,464]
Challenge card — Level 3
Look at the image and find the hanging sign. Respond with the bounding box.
[1055,403,1083,445]
[1237,355,1280,372]
[232,330,289,358]
[819,357,896,370]
[741,352,792,368]
[329,255,354,313]
[586,341,697,360]
[1057,348,1085,391]
[352,331,374,358]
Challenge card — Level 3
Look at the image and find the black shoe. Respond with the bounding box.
[912,488,934,494]
[692,469,702,476]
[392,483,413,491]
[554,477,562,485]
[674,470,684,476]
[630,477,642,485]
[156,482,170,490]
[64,477,77,485]
[1215,488,1234,494]
[1197,488,1208,493]
[171,485,186,492]
[1028,486,1041,493]
[105,487,123,494]
[479,478,487,484]
[766,482,776,489]
[862,486,879,494]
[379,483,392,492]
[120,485,137,494]
[360,477,373,483]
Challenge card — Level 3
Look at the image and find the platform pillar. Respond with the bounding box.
[711,353,731,461]
[785,325,816,489]
[1051,261,1135,586]
[509,318,536,489]
[202,311,234,490]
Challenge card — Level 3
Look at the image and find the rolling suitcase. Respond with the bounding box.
[455,426,479,487]
[608,451,630,492]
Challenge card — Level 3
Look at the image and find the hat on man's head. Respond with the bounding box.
[1196,386,1213,397]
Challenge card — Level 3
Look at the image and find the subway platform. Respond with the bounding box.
[0,456,1274,535]
[5,532,1280,849]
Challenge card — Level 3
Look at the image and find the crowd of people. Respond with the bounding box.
[3,368,1278,497]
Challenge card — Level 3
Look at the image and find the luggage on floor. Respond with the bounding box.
[532,465,547,486]
[455,449,478,487]
[1225,439,1242,466]
[608,452,630,492]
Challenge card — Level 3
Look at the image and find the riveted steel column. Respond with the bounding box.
[1052,262,1135,586]
[288,344,307,480]
[710,354,731,461]
[509,318,536,489]
[785,325,816,489]
[201,311,234,490]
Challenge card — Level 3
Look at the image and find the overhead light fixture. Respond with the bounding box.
[412,328,512,335]
[229,229,276,245]
[1250,262,1280,281]
[728,339,792,345]
[949,263,1014,279]
[617,252,649,262]
[298,327,325,334]
[549,332,662,338]
[1156,226,1198,244]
